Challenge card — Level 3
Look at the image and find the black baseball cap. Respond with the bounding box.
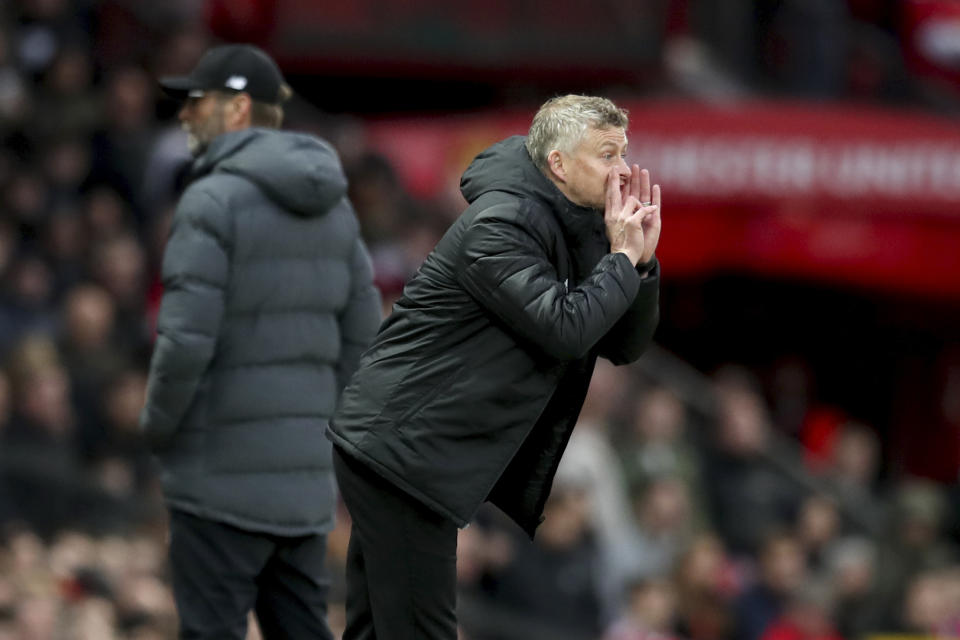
[159,44,288,104]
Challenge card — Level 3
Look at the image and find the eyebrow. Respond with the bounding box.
[597,140,627,152]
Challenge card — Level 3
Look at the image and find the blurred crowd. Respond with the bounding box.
[1,0,959,639]
[453,361,960,640]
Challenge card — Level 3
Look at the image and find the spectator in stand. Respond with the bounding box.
[5,336,77,455]
[89,65,158,220]
[874,480,960,628]
[13,593,59,640]
[704,369,805,557]
[42,204,87,296]
[83,185,133,243]
[31,42,99,140]
[826,536,886,639]
[4,169,49,235]
[825,421,887,534]
[605,475,696,608]
[366,210,450,315]
[482,480,605,640]
[622,385,692,483]
[759,580,842,640]
[0,253,58,357]
[57,283,125,455]
[674,534,737,640]
[935,568,960,637]
[3,336,83,534]
[93,367,153,499]
[344,151,448,315]
[604,577,680,640]
[345,151,420,247]
[734,531,808,640]
[620,383,709,530]
[794,494,841,578]
[39,136,91,203]
[88,233,149,356]
[559,359,637,572]
[899,567,960,636]
[768,356,819,440]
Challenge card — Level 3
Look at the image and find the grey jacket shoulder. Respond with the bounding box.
[175,180,234,239]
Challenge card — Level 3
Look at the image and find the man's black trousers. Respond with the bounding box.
[168,509,334,640]
[333,446,459,640]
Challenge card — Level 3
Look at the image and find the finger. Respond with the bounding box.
[641,206,660,227]
[626,203,648,222]
[630,165,641,201]
[605,167,622,219]
[641,169,651,205]
[641,200,661,229]
[637,189,659,218]
[622,195,642,219]
[641,211,661,246]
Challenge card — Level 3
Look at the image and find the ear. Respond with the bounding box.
[226,93,253,130]
[547,149,566,183]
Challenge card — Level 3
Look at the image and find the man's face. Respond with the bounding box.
[179,92,228,156]
[560,126,630,210]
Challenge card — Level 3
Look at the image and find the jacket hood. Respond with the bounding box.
[460,135,559,206]
[192,128,348,216]
[460,135,606,253]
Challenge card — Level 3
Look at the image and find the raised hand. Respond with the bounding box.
[638,167,661,266]
[605,165,661,267]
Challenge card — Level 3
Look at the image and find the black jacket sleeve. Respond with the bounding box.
[597,257,660,365]
[336,235,382,394]
[457,211,642,361]
[140,187,230,449]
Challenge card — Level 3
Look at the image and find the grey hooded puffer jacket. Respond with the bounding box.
[141,127,381,535]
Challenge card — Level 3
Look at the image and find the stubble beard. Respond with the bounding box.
[184,129,202,156]
[184,123,213,157]
[183,107,226,157]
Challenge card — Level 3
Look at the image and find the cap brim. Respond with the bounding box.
[158,75,202,99]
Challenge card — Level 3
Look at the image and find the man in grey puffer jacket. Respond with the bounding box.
[142,44,381,640]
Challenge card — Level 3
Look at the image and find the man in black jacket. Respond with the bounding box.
[141,45,381,639]
[328,94,662,639]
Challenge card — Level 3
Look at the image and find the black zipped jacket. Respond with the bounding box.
[327,135,659,537]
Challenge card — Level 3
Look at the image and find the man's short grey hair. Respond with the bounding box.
[526,95,629,171]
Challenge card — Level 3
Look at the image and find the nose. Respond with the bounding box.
[178,102,190,122]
